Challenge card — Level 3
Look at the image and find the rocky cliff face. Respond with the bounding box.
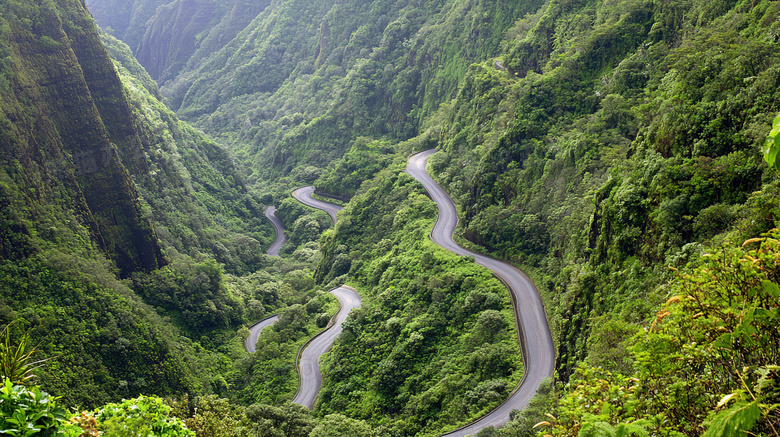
[84,0,170,52]
[0,0,165,275]
[134,0,220,81]
[87,0,271,84]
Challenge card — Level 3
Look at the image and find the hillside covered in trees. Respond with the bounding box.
[0,0,337,422]
[2,0,780,435]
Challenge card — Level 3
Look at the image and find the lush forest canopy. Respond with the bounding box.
[1,0,780,435]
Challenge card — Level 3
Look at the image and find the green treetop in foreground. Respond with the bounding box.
[532,232,780,437]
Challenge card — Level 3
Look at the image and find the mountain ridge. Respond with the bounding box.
[3,0,780,435]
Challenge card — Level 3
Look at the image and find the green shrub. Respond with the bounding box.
[0,379,80,437]
[95,395,194,436]
[315,312,331,328]
[38,36,62,52]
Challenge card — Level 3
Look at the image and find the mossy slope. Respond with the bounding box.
[0,0,164,276]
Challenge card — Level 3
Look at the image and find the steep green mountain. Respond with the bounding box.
[99,30,272,277]
[83,0,168,52]
[0,0,301,410]
[0,0,185,406]
[6,0,780,434]
[0,0,164,277]
[427,0,780,381]
[113,0,543,188]
[136,0,273,84]
[86,0,272,84]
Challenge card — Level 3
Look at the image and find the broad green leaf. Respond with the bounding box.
[769,115,780,138]
[765,137,779,166]
[713,332,732,350]
[2,379,12,396]
[753,308,776,323]
[703,401,761,437]
[615,422,650,437]
[579,421,616,437]
[765,115,780,170]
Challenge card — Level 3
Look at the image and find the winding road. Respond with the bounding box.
[245,315,280,353]
[406,150,556,436]
[264,206,286,257]
[292,186,343,224]
[249,169,553,433]
[292,286,362,408]
[246,207,285,353]
[290,187,360,409]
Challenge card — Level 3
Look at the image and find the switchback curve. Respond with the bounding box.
[245,314,279,353]
[292,286,362,408]
[264,206,286,257]
[292,186,343,225]
[406,149,556,436]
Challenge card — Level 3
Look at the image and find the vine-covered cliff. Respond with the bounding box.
[0,0,164,275]
[4,0,780,434]
[86,0,272,84]
[0,0,281,409]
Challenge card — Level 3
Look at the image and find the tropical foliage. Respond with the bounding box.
[94,396,194,437]
[0,379,80,437]
[4,0,780,435]
[0,323,47,385]
[526,233,780,437]
[765,114,780,174]
[429,0,780,382]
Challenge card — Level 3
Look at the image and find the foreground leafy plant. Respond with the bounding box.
[0,379,80,437]
[703,366,780,437]
[536,232,780,437]
[764,114,780,174]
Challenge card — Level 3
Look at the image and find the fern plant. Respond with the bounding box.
[704,366,780,437]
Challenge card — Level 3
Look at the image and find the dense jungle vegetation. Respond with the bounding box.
[3,0,780,435]
[0,0,336,423]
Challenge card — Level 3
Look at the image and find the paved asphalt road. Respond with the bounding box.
[292,286,362,409]
[264,206,286,257]
[292,186,343,225]
[244,315,280,354]
[406,149,556,436]
[289,189,358,408]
